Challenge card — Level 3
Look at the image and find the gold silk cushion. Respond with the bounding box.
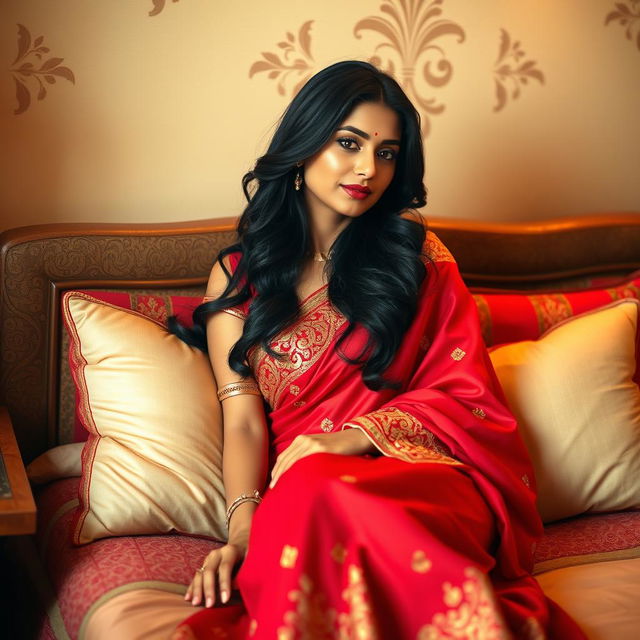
[490,300,640,523]
[63,292,226,544]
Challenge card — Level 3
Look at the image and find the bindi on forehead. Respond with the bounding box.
[374,132,378,136]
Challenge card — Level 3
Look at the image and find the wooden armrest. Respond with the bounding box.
[0,407,36,535]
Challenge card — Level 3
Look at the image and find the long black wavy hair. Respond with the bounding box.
[171,60,428,390]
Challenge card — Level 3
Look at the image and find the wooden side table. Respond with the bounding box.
[0,406,36,535]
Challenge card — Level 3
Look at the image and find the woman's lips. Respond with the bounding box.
[341,184,371,200]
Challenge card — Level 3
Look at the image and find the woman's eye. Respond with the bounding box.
[337,137,359,151]
[378,149,397,161]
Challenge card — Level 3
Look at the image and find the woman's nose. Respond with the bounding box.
[354,150,376,179]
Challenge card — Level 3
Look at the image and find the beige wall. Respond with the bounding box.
[1,0,639,231]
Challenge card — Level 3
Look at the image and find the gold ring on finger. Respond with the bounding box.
[196,565,206,573]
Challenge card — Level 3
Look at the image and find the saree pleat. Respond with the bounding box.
[174,234,586,639]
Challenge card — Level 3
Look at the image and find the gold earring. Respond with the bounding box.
[294,169,303,191]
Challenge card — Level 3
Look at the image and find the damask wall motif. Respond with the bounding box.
[249,21,315,96]
[354,0,465,136]
[605,1,640,50]
[493,30,544,113]
[149,0,180,17]
[0,2,638,229]
[248,0,464,137]
[9,24,75,116]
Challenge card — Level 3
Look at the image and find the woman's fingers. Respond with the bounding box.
[187,571,203,605]
[186,551,218,606]
[186,546,241,607]
[202,554,222,607]
[218,547,238,604]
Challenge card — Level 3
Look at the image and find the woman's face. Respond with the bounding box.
[302,101,401,222]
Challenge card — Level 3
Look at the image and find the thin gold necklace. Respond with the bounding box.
[313,251,330,262]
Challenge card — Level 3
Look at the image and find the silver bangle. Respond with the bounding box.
[225,490,262,528]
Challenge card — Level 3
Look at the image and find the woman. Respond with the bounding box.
[171,61,584,639]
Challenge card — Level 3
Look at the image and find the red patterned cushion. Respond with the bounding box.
[34,478,221,639]
[69,291,203,442]
[76,290,201,327]
[535,511,640,574]
[472,272,640,346]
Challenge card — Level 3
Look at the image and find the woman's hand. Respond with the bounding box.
[185,541,247,608]
[269,429,375,488]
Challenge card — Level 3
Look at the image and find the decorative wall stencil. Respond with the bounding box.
[605,1,640,50]
[9,24,75,116]
[249,21,315,96]
[149,0,180,17]
[493,29,544,113]
[353,0,465,136]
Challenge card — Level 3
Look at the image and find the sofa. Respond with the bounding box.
[1,214,639,639]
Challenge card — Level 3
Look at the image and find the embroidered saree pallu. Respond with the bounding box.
[175,234,585,639]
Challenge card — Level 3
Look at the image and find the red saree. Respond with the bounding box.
[174,234,585,639]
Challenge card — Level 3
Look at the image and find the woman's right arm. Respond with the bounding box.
[186,258,269,608]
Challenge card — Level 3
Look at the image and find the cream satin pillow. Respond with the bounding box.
[26,443,84,485]
[63,292,226,544]
[490,300,640,523]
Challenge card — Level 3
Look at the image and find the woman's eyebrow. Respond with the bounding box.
[337,126,400,146]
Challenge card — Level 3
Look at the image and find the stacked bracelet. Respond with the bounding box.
[216,381,261,402]
[225,490,262,528]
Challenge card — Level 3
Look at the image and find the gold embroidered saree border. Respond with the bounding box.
[251,288,346,409]
[202,294,247,320]
[219,307,246,320]
[344,407,459,465]
[425,232,455,264]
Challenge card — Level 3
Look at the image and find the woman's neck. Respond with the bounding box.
[307,209,351,255]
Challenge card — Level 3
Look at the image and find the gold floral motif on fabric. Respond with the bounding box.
[338,565,379,640]
[251,288,346,409]
[331,543,348,564]
[520,616,546,640]
[417,567,510,640]
[276,564,379,639]
[450,348,466,361]
[530,294,571,335]
[280,545,299,569]
[424,232,456,264]
[607,280,640,302]
[320,418,334,432]
[411,550,432,574]
[132,294,168,324]
[277,574,338,640]
[346,408,460,465]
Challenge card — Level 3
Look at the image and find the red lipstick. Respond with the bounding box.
[341,184,371,200]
